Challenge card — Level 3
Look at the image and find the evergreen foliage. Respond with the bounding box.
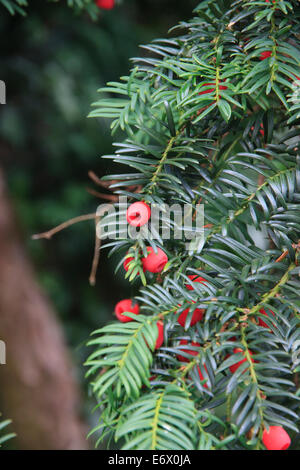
[86,0,300,450]
[0,0,27,15]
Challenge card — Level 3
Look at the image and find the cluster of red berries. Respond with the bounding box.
[114,280,289,448]
[117,202,289,448]
[251,123,265,137]
[174,321,291,448]
[112,202,167,349]
[124,201,169,274]
[95,0,114,10]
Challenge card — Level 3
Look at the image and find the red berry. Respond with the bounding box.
[126,201,151,227]
[114,299,140,323]
[251,123,265,137]
[199,83,215,95]
[155,321,164,349]
[260,51,272,61]
[95,0,115,9]
[177,339,201,362]
[123,256,134,272]
[142,247,168,273]
[185,274,207,291]
[199,82,227,96]
[288,73,300,83]
[123,254,145,274]
[262,426,291,450]
[177,304,205,327]
[176,340,209,389]
[258,308,275,329]
[229,348,255,374]
[197,365,209,389]
[144,321,164,350]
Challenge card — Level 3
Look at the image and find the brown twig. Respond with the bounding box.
[88,171,122,190]
[31,213,97,240]
[86,187,118,202]
[275,240,300,263]
[89,214,101,286]
[88,170,105,187]
[275,250,289,263]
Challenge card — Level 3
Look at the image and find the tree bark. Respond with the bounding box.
[0,168,89,450]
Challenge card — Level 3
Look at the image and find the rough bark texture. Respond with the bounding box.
[0,168,88,450]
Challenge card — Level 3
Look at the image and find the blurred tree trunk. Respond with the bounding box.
[0,168,88,450]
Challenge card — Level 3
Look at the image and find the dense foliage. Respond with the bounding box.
[86,0,300,450]
[0,0,196,450]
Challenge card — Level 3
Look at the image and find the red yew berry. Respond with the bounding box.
[177,339,201,362]
[142,374,157,390]
[123,254,145,274]
[199,83,216,95]
[177,304,205,327]
[290,73,300,82]
[123,256,134,272]
[142,247,168,273]
[258,308,275,329]
[176,340,208,389]
[260,51,272,61]
[126,201,151,227]
[199,82,227,96]
[197,365,209,389]
[229,348,255,374]
[95,0,115,9]
[262,426,291,450]
[144,321,164,350]
[228,336,237,342]
[155,321,164,349]
[251,123,265,137]
[114,299,140,323]
[185,274,207,291]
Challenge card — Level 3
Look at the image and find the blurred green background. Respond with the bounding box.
[0,0,196,446]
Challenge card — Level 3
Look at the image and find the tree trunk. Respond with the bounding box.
[0,168,88,450]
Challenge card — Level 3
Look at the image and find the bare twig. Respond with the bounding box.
[89,215,101,286]
[275,250,289,263]
[88,170,105,187]
[88,171,119,190]
[31,213,97,240]
[86,187,118,202]
[88,171,142,194]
